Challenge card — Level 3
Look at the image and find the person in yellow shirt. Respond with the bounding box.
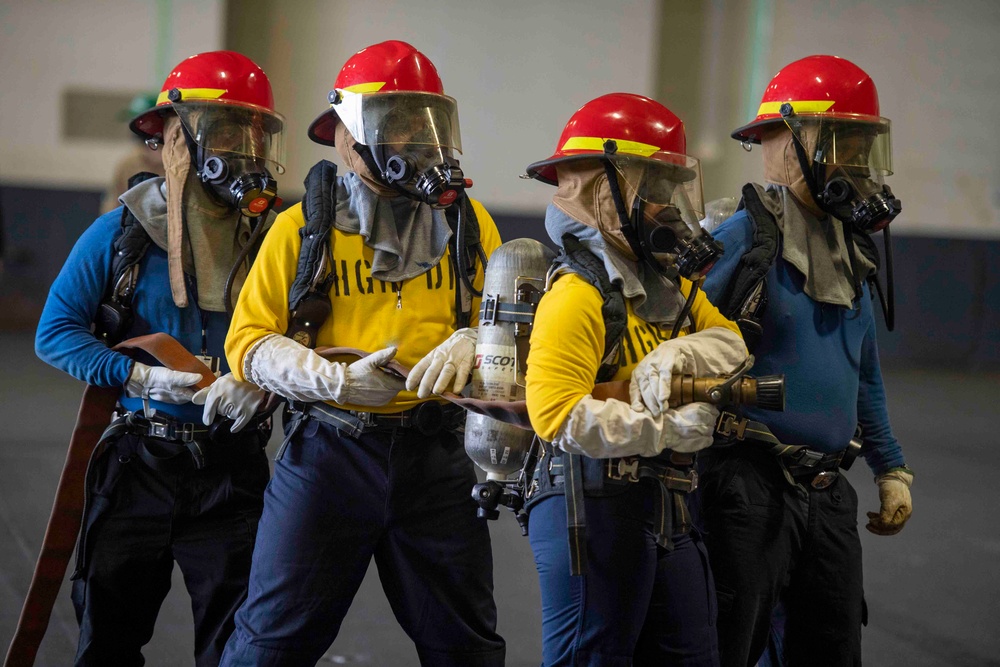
[522,93,747,666]
[219,41,506,666]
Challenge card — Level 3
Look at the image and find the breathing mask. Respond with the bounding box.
[333,89,471,208]
[601,141,722,279]
[779,103,900,232]
[171,94,285,217]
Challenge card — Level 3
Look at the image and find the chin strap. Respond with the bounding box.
[601,159,646,263]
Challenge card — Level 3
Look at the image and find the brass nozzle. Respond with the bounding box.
[668,374,785,411]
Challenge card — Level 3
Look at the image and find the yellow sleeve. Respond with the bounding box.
[468,198,503,326]
[225,204,306,381]
[681,276,743,339]
[525,273,606,441]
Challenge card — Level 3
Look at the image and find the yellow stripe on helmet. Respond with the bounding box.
[341,82,387,94]
[156,88,228,105]
[560,136,661,157]
[758,100,836,116]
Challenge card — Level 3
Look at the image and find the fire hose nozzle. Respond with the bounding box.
[668,356,785,411]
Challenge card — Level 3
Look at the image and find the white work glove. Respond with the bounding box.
[191,373,266,432]
[405,327,478,399]
[866,467,914,536]
[630,327,748,417]
[246,334,405,407]
[124,361,202,404]
[551,396,720,459]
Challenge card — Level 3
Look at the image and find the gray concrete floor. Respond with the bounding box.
[1,330,998,666]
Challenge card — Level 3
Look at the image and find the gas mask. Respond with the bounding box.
[171,95,284,217]
[780,103,901,232]
[628,196,724,279]
[377,142,470,208]
[332,89,470,208]
[601,144,722,279]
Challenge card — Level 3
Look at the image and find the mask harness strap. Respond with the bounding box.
[601,151,694,340]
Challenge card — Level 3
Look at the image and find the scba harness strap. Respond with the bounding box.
[522,238,698,574]
[714,184,883,353]
[92,171,160,347]
[285,160,485,349]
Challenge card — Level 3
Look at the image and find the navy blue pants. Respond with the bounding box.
[699,447,864,667]
[221,419,505,666]
[72,432,269,667]
[529,485,719,666]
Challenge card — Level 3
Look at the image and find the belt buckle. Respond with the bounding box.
[148,420,170,439]
[810,470,838,489]
[608,457,639,482]
[354,411,378,428]
[796,449,825,468]
[715,411,747,440]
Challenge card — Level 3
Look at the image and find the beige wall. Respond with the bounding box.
[226,0,660,213]
[672,0,1000,238]
[2,0,997,237]
[0,0,223,188]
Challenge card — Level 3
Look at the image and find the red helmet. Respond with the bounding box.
[732,55,882,144]
[130,50,279,140]
[308,40,457,149]
[129,50,285,173]
[525,93,690,185]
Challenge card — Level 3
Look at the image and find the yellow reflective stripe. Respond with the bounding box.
[560,136,660,157]
[757,100,836,116]
[156,88,227,105]
[341,82,386,94]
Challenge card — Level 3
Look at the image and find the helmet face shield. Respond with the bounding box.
[783,114,900,232]
[334,90,462,155]
[174,102,286,174]
[610,153,705,224]
[782,115,892,177]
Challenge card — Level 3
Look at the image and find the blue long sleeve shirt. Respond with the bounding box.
[35,208,232,423]
[704,209,905,476]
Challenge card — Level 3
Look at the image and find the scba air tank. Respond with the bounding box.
[465,238,555,481]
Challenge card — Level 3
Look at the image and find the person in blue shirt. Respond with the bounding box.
[34,51,285,667]
[697,55,915,666]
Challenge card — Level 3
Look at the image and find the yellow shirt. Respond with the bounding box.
[525,272,742,441]
[226,197,502,412]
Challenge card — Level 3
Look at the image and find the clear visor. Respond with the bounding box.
[336,90,462,154]
[174,102,286,174]
[611,152,705,225]
[783,115,892,176]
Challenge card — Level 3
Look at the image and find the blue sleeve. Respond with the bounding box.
[35,210,134,387]
[703,211,751,307]
[857,317,906,476]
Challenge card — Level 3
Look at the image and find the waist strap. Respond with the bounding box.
[546,451,698,575]
[715,410,860,472]
[290,400,465,439]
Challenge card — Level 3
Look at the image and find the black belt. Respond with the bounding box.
[715,410,861,489]
[288,400,466,440]
[122,411,268,472]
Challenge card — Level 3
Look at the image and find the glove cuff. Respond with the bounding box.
[876,466,914,487]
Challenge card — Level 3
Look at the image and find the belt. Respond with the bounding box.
[549,453,699,493]
[715,410,862,490]
[546,451,698,573]
[122,410,269,472]
[288,400,466,440]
